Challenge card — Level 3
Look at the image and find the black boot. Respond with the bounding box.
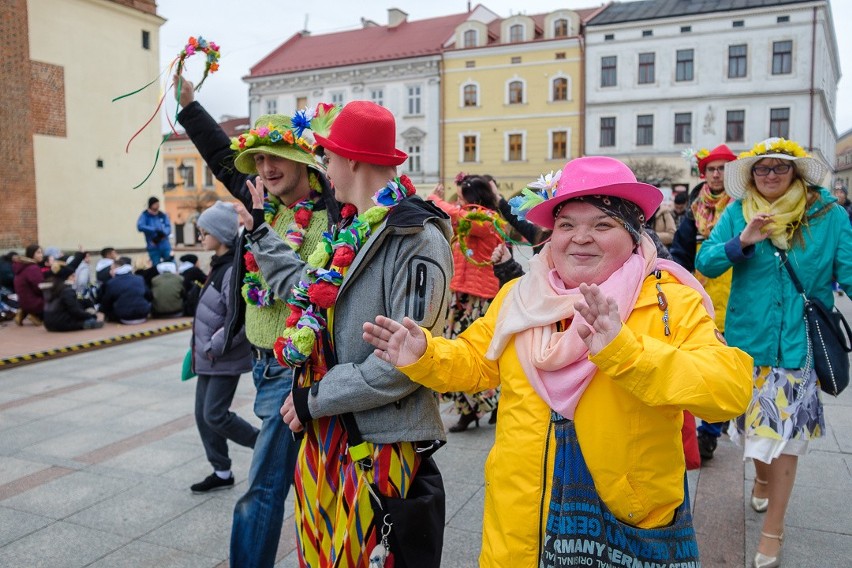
[488,405,498,425]
[448,412,479,433]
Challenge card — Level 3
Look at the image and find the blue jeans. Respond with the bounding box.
[230,352,300,568]
[147,243,172,265]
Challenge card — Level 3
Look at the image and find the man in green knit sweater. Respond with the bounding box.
[175,74,339,568]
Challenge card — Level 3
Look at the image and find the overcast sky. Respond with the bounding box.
[157,0,852,137]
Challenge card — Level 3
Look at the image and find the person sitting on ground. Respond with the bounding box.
[0,251,18,293]
[190,200,259,495]
[179,254,206,317]
[72,251,93,296]
[363,156,752,568]
[151,261,185,318]
[43,262,103,331]
[12,244,46,326]
[96,247,118,286]
[99,257,151,324]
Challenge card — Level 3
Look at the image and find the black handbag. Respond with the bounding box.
[778,250,852,396]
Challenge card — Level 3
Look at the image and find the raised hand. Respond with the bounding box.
[241,177,267,231]
[574,283,622,356]
[431,183,445,199]
[491,243,511,265]
[362,316,427,367]
[739,213,774,247]
[173,73,195,107]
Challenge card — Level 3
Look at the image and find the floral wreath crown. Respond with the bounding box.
[177,36,221,91]
[738,138,809,159]
[230,103,340,159]
[506,170,563,221]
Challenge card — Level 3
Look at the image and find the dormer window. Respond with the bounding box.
[554,19,568,38]
[509,24,524,43]
[463,29,477,48]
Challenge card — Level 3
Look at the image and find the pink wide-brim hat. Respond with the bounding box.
[526,156,664,229]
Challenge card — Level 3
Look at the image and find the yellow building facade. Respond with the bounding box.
[442,10,586,197]
[26,0,165,250]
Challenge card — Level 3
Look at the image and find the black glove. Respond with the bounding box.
[248,207,265,234]
[152,230,165,244]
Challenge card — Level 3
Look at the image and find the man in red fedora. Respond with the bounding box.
[242,100,452,567]
[671,143,738,462]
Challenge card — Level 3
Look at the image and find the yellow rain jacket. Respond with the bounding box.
[400,271,752,568]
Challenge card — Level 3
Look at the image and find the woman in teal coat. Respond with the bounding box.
[696,137,852,568]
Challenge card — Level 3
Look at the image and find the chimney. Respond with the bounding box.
[361,17,379,28]
[388,8,408,28]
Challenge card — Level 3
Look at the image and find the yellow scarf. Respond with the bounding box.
[742,179,807,250]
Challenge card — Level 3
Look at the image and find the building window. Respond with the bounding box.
[509,24,524,43]
[601,56,617,87]
[728,44,747,78]
[463,29,477,48]
[600,117,616,147]
[676,49,694,81]
[554,19,569,37]
[642,30,653,37]
[604,33,614,41]
[777,15,790,23]
[726,110,745,142]
[733,20,744,28]
[638,53,655,84]
[296,96,308,110]
[681,26,691,33]
[636,115,654,146]
[183,166,195,188]
[407,85,421,115]
[166,166,175,187]
[204,166,214,187]
[508,80,524,104]
[772,40,793,75]
[508,133,523,161]
[465,60,475,68]
[511,56,522,64]
[674,112,692,144]
[407,145,422,173]
[141,30,150,50]
[265,99,277,114]
[331,92,344,105]
[769,108,790,139]
[463,135,477,162]
[555,52,566,60]
[370,89,383,106]
[551,130,568,160]
[463,84,478,107]
[552,77,568,101]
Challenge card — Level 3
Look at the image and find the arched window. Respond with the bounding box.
[552,77,568,101]
[508,80,524,104]
[463,29,477,48]
[463,84,478,107]
[509,24,524,43]
[554,19,569,37]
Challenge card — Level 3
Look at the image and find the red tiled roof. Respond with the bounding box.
[450,7,603,50]
[248,12,471,77]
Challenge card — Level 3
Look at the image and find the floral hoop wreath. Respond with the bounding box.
[272,176,417,367]
[507,170,563,222]
[455,206,512,267]
[112,35,221,188]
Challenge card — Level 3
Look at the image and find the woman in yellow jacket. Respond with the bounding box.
[363,156,753,567]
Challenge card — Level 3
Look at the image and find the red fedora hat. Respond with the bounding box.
[697,144,737,176]
[313,101,408,166]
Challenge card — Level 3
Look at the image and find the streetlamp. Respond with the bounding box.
[163,160,191,191]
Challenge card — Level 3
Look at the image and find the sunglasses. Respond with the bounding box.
[752,164,793,177]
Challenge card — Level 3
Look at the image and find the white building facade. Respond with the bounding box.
[584,0,840,187]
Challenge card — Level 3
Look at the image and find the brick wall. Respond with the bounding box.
[0,0,37,249]
[107,0,157,16]
[30,61,66,137]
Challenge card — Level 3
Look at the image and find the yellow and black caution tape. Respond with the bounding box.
[0,321,192,370]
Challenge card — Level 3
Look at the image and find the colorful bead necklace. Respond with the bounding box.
[273,175,417,367]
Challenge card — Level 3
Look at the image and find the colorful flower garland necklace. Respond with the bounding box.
[242,172,323,308]
[273,176,417,367]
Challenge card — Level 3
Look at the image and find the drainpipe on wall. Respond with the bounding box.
[438,58,444,184]
[579,34,586,157]
[808,6,816,152]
